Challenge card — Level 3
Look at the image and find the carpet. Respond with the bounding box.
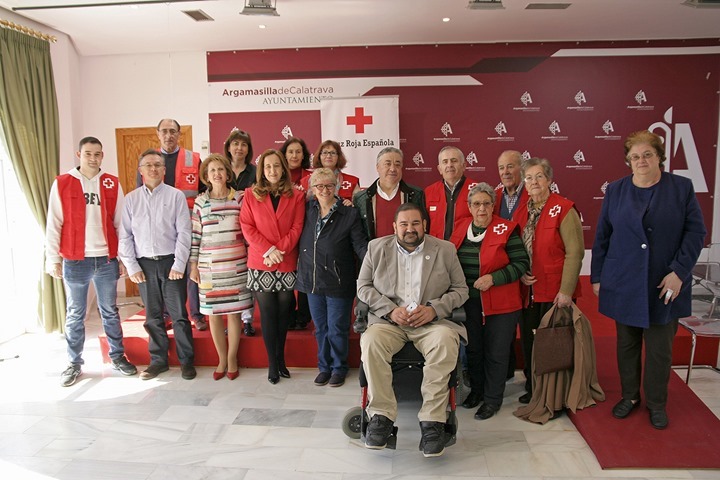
[568,335,720,469]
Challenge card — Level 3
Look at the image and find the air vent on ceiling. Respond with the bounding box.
[525,3,571,9]
[182,9,214,22]
[682,0,720,8]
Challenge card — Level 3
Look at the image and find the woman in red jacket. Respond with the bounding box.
[240,149,305,384]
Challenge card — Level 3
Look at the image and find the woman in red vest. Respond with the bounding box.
[514,157,584,404]
[451,182,529,420]
[240,149,305,384]
[301,140,360,205]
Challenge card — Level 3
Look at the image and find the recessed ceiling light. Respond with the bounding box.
[442,17,451,22]
[259,24,267,29]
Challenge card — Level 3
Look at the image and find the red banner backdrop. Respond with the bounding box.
[207,41,718,246]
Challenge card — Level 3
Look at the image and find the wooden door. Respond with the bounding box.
[115,125,193,297]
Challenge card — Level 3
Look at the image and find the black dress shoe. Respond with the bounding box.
[474,403,500,420]
[518,392,532,404]
[649,409,668,429]
[243,323,255,336]
[278,366,291,378]
[181,365,197,380]
[612,398,640,419]
[462,390,482,409]
[268,375,279,384]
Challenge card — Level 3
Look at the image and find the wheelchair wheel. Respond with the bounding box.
[342,406,363,439]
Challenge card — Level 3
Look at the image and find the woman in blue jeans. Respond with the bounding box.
[296,168,368,387]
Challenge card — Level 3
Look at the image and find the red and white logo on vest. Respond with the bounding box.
[102,178,115,189]
[549,205,562,217]
[341,180,351,190]
[186,173,197,185]
[493,223,508,235]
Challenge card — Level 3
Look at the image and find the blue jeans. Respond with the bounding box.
[307,293,353,376]
[63,257,124,365]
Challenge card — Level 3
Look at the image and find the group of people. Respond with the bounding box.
[46,124,706,457]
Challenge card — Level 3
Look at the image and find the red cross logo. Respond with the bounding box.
[341,180,351,190]
[186,173,196,185]
[549,205,562,217]
[346,107,373,134]
[102,178,115,189]
[493,223,508,235]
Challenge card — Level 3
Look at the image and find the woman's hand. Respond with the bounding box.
[521,273,536,286]
[342,198,353,207]
[473,274,494,292]
[554,292,572,308]
[592,282,600,297]
[189,263,200,284]
[266,248,285,265]
[658,271,682,304]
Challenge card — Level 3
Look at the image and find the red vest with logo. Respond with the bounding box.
[299,171,359,201]
[515,193,582,303]
[57,172,119,260]
[425,178,477,239]
[168,148,201,209]
[451,215,523,316]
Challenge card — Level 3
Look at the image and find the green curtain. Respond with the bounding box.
[0,28,65,332]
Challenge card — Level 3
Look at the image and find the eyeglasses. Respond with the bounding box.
[320,151,338,157]
[313,183,336,191]
[140,163,165,169]
[524,173,547,183]
[470,201,493,209]
[626,151,656,162]
[158,129,178,136]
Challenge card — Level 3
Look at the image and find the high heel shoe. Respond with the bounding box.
[268,367,279,384]
[213,370,226,381]
[227,370,239,381]
[279,366,291,378]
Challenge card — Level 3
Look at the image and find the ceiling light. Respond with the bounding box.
[241,0,279,16]
[182,10,214,22]
[442,17,451,22]
[467,0,505,9]
[682,0,720,7]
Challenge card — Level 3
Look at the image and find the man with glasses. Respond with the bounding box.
[149,118,207,331]
[46,136,137,387]
[424,146,478,241]
[119,149,196,381]
[353,147,425,240]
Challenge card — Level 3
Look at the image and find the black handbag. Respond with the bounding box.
[533,305,574,375]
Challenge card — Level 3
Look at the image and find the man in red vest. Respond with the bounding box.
[424,146,478,241]
[154,118,206,331]
[46,136,137,387]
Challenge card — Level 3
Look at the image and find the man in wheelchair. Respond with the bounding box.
[357,203,469,457]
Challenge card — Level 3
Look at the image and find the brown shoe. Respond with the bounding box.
[140,364,169,380]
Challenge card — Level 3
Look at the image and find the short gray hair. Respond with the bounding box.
[438,146,465,164]
[521,157,553,181]
[309,167,336,187]
[467,182,496,205]
[376,147,403,164]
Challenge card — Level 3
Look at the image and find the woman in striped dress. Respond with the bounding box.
[190,154,253,381]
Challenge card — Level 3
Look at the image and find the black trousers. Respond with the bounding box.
[138,256,194,366]
[616,318,678,410]
[520,301,553,393]
[255,290,294,374]
[464,297,521,406]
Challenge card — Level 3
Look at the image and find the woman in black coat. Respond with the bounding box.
[296,168,368,387]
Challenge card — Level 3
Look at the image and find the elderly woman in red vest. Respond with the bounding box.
[451,182,529,420]
[514,157,584,404]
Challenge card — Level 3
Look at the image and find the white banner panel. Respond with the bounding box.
[320,96,399,188]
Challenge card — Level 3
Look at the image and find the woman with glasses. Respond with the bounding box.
[240,149,305,384]
[189,154,253,381]
[513,157,584,404]
[591,130,705,429]
[301,140,360,205]
[296,168,368,387]
[450,182,529,420]
[223,128,257,336]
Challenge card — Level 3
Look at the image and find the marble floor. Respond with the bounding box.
[0,298,719,480]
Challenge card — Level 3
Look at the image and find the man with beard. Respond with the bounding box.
[357,203,469,458]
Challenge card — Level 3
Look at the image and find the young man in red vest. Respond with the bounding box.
[424,146,478,241]
[46,136,137,387]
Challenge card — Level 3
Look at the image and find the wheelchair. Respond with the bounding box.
[341,301,467,450]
